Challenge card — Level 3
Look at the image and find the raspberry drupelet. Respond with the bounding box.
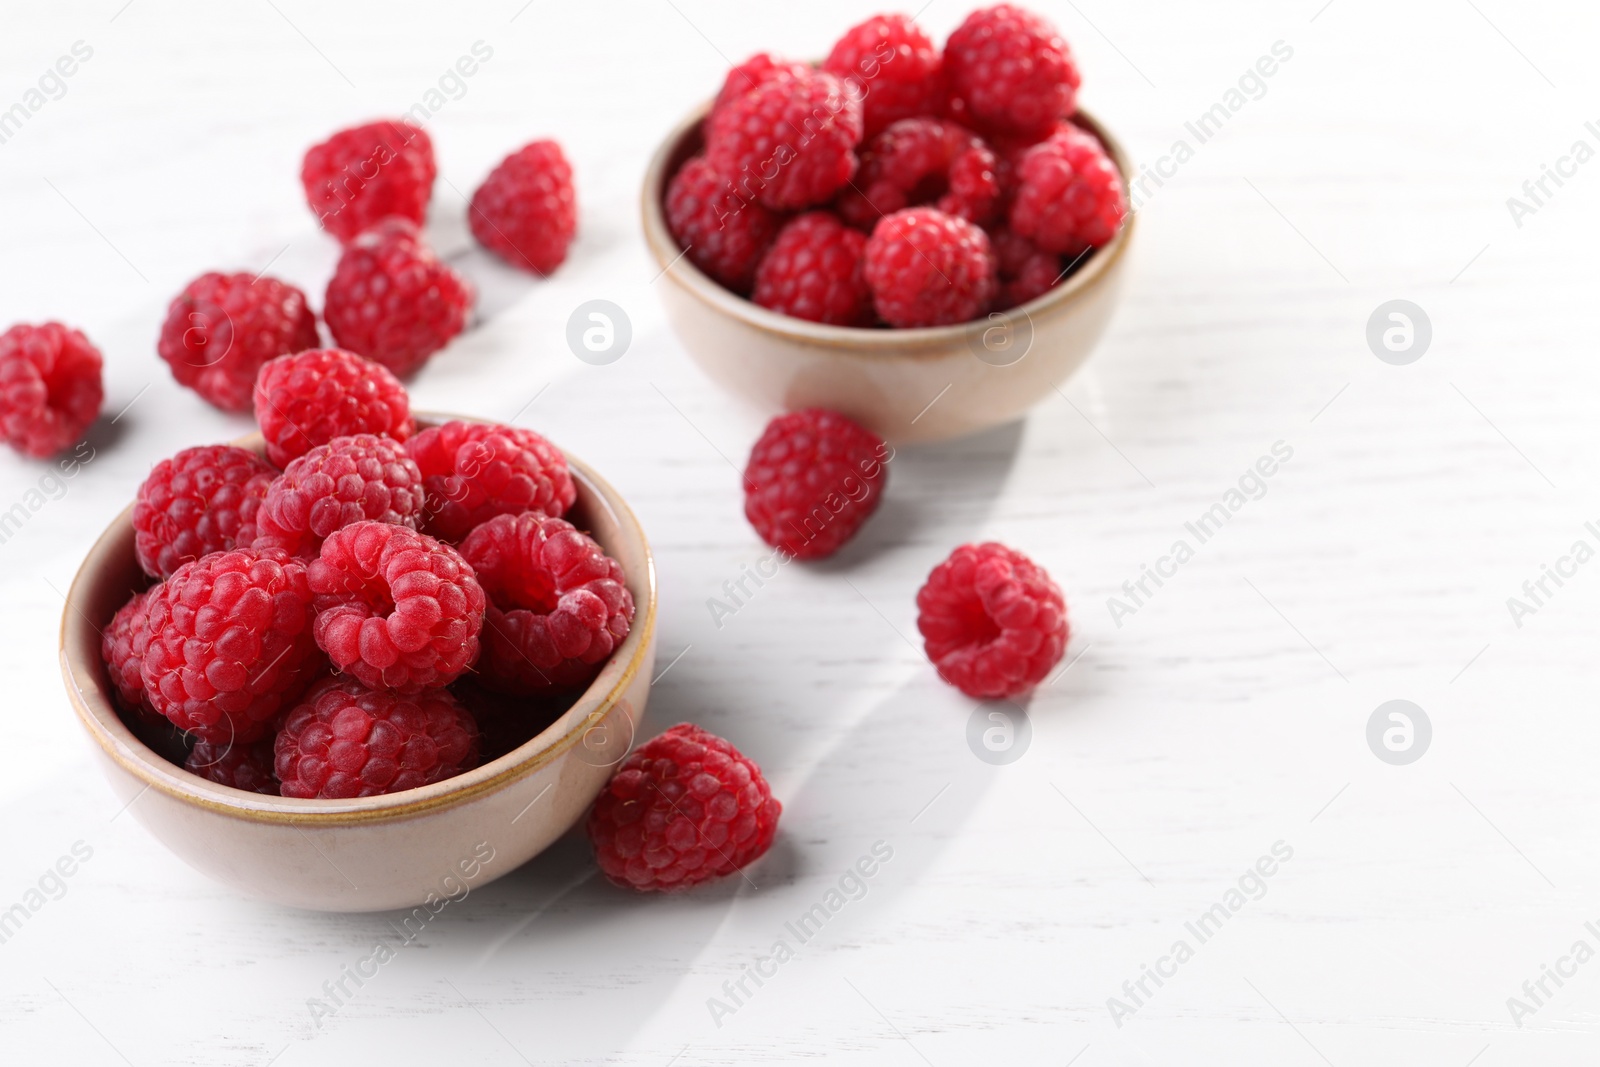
[0,322,103,459]
[252,434,427,558]
[742,408,889,560]
[301,119,437,244]
[252,348,414,469]
[405,420,575,543]
[157,272,319,413]
[132,444,277,579]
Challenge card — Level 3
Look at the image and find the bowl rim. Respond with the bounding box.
[59,418,658,826]
[639,99,1137,353]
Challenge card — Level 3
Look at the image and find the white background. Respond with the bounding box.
[2,0,1598,1063]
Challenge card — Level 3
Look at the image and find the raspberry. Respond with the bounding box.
[1010,125,1127,256]
[275,677,480,799]
[406,420,575,542]
[944,5,1079,137]
[743,408,888,561]
[586,723,781,892]
[992,228,1061,308]
[863,207,997,327]
[132,445,277,579]
[307,521,486,693]
[705,68,864,211]
[186,739,278,795]
[323,218,473,378]
[253,434,426,558]
[141,548,321,743]
[836,117,1001,230]
[301,119,437,244]
[102,587,158,717]
[665,156,781,294]
[711,54,811,120]
[752,212,873,327]
[916,542,1068,699]
[157,273,319,413]
[458,512,634,694]
[0,323,103,459]
[469,140,578,276]
[823,13,944,140]
[253,348,414,468]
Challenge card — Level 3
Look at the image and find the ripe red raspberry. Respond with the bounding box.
[186,739,278,794]
[102,587,158,717]
[275,677,480,799]
[458,512,634,694]
[324,218,473,378]
[705,68,864,211]
[406,420,575,542]
[863,207,997,327]
[711,54,811,120]
[916,542,1068,699]
[823,13,944,140]
[301,119,437,244]
[469,140,578,276]
[587,723,781,892]
[253,348,414,468]
[752,212,873,327]
[944,5,1080,138]
[141,548,321,743]
[307,521,486,693]
[0,323,103,459]
[253,434,426,558]
[992,228,1062,308]
[157,273,319,413]
[665,156,780,294]
[743,408,888,561]
[836,117,1001,230]
[1010,125,1126,256]
[132,445,277,579]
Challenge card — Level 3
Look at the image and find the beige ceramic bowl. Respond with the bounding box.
[642,103,1136,444]
[60,419,656,912]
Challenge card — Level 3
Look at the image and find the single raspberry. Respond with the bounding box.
[301,119,437,244]
[823,13,944,139]
[863,208,997,327]
[141,548,321,743]
[186,739,278,795]
[752,212,873,326]
[469,140,578,276]
[253,348,414,468]
[275,677,480,799]
[587,723,781,892]
[0,323,103,459]
[458,512,634,694]
[992,228,1062,308]
[665,156,781,294]
[307,521,486,693]
[916,542,1068,699]
[157,273,319,413]
[132,445,277,579]
[406,420,575,542]
[743,408,888,561]
[324,218,474,378]
[711,54,811,120]
[1010,125,1126,256]
[944,5,1079,137]
[836,117,1001,230]
[253,434,425,558]
[102,587,158,717]
[705,68,864,211]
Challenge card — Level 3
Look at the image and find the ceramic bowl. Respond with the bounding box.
[641,103,1136,444]
[59,419,656,912]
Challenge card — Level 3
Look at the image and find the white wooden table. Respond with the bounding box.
[3,1,1597,1063]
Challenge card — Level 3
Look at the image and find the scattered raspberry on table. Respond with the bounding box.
[587,723,781,892]
[275,677,480,799]
[301,119,437,244]
[132,444,277,579]
[157,272,319,413]
[406,420,575,543]
[252,433,426,558]
[469,139,578,275]
[0,322,103,459]
[743,407,889,560]
[916,541,1068,699]
[459,511,635,694]
[253,347,414,468]
[863,207,997,327]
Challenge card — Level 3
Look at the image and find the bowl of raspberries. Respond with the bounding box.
[642,5,1134,444]
[58,347,661,911]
